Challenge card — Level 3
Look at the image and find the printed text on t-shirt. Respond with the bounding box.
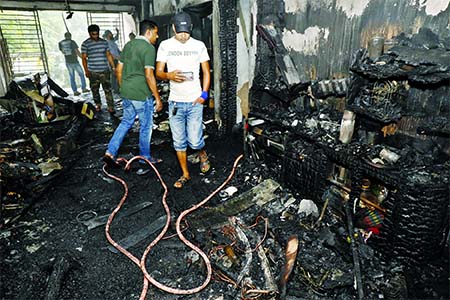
[168,50,199,56]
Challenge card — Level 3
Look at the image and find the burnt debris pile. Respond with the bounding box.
[181,159,414,300]
[345,28,449,267]
[0,74,92,225]
[247,27,449,299]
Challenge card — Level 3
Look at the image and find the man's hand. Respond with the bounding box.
[169,70,186,83]
[155,99,163,112]
[85,70,91,78]
[193,97,206,105]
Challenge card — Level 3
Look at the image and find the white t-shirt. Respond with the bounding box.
[157,37,210,102]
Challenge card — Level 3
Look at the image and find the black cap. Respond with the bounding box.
[172,12,192,33]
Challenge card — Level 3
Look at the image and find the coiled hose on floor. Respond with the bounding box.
[103,154,244,299]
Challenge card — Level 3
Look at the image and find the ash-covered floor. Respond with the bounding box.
[0,93,448,300]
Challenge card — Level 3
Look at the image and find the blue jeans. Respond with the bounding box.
[107,97,154,159]
[168,101,204,152]
[66,63,86,93]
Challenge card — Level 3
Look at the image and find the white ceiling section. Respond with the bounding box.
[0,1,136,13]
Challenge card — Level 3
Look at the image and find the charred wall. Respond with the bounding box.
[216,0,238,134]
[281,0,450,81]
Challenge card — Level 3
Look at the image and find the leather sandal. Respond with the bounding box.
[173,176,191,189]
[199,153,211,173]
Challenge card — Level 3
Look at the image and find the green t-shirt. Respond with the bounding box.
[119,37,156,101]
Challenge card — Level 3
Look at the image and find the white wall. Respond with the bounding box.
[153,0,211,15]
[236,0,258,121]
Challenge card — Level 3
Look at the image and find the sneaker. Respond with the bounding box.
[136,168,150,176]
[74,91,81,96]
[82,88,90,93]
[102,153,121,168]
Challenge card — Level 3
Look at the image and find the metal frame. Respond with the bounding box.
[87,12,125,48]
[0,10,49,76]
[34,10,49,75]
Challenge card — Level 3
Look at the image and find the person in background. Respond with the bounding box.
[103,28,121,94]
[103,20,163,172]
[129,32,136,41]
[156,12,211,189]
[81,24,116,113]
[58,32,89,96]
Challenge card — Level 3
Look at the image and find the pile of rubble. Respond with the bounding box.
[0,74,93,225]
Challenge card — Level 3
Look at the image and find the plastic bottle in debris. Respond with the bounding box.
[368,36,385,59]
[339,110,355,144]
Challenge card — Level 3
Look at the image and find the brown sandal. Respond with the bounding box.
[174,176,191,189]
[199,153,211,173]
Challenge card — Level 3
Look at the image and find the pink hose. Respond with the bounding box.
[103,154,244,299]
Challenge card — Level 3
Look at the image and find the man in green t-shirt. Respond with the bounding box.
[104,20,163,170]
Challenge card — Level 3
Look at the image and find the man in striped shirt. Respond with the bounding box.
[81,24,116,113]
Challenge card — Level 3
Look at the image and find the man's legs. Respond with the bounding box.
[100,71,115,112]
[66,63,77,93]
[135,98,154,159]
[186,103,210,173]
[176,150,189,178]
[106,98,136,158]
[74,63,87,91]
[111,59,119,94]
[169,101,190,182]
[89,72,101,109]
[111,72,118,94]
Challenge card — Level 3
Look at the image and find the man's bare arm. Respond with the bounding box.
[200,61,211,93]
[75,48,82,58]
[192,61,211,105]
[81,53,90,77]
[156,61,184,82]
[116,62,123,87]
[145,67,163,112]
[106,50,115,70]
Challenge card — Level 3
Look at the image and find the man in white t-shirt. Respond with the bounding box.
[156,12,211,189]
